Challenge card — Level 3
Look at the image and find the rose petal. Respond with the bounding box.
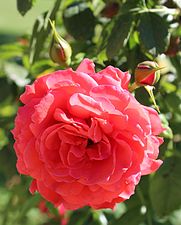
[23,139,43,179]
[92,66,130,89]
[144,106,164,135]
[68,93,104,118]
[31,93,54,124]
[90,85,130,112]
[37,180,62,206]
[76,58,95,75]
[70,152,115,185]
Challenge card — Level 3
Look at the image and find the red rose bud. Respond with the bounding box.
[135,61,161,86]
[49,20,72,67]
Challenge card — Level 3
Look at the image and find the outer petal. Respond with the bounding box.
[31,93,54,124]
[23,139,43,179]
[141,158,163,175]
[143,106,164,135]
[37,180,62,206]
[29,180,38,194]
[76,58,95,75]
[141,136,163,175]
[92,66,131,89]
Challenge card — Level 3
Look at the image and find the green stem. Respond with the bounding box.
[137,186,153,225]
[129,7,179,15]
[128,82,139,92]
[142,0,147,8]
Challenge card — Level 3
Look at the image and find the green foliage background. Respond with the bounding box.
[0,0,181,225]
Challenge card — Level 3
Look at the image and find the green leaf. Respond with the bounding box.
[30,59,54,77]
[169,208,181,225]
[172,0,181,8]
[17,194,41,220]
[97,20,114,52]
[92,211,108,225]
[0,188,11,208]
[0,78,12,102]
[160,82,177,94]
[110,207,145,225]
[67,207,91,225]
[17,0,37,16]
[46,201,59,217]
[29,0,61,64]
[63,2,96,41]
[170,56,181,82]
[0,43,24,60]
[159,114,173,139]
[29,12,49,65]
[149,155,181,218]
[25,208,48,225]
[106,13,133,59]
[0,104,17,118]
[120,0,143,12]
[138,12,169,56]
[111,203,126,219]
[165,92,181,114]
[152,221,172,225]
[4,62,30,87]
[0,129,8,150]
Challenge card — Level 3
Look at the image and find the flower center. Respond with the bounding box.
[87,138,94,147]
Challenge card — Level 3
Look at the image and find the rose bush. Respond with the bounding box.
[12,59,163,210]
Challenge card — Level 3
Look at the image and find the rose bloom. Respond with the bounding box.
[12,59,163,210]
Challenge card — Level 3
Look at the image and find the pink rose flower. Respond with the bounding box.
[12,59,163,210]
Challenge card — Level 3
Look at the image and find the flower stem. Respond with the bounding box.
[128,82,139,92]
[129,7,179,16]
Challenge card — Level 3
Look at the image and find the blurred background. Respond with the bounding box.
[0,0,181,225]
[0,0,52,39]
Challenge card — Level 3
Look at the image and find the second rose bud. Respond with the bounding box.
[49,20,72,67]
[135,61,161,86]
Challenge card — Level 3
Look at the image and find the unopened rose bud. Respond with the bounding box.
[135,61,161,86]
[49,20,72,67]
